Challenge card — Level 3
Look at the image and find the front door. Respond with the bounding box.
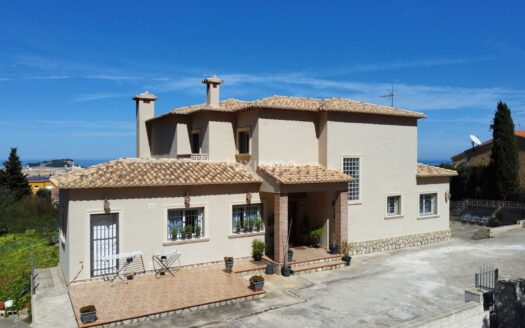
[90,213,118,277]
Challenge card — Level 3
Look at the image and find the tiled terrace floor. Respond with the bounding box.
[289,246,340,263]
[68,265,265,327]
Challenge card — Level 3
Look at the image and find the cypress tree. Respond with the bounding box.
[0,148,31,201]
[488,101,519,199]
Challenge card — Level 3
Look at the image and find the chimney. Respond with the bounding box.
[133,91,157,158]
[202,75,223,108]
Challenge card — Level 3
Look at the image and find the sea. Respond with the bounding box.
[18,158,452,168]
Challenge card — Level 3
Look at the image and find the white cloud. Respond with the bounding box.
[71,93,126,102]
[152,73,525,112]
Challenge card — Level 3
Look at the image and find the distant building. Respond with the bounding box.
[27,176,54,194]
[451,130,525,185]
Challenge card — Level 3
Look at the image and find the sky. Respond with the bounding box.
[0,1,524,162]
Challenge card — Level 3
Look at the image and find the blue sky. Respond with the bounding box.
[1,1,524,162]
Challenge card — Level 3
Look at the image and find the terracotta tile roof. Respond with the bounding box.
[164,95,426,119]
[257,164,352,184]
[416,163,458,178]
[50,158,261,189]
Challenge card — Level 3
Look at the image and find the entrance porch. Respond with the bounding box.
[257,164,352,265]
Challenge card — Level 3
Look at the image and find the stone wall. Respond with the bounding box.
[349,230,451,255]
[494,278,525,327]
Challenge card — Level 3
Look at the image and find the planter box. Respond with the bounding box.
[225,261,234,272]
[250,281,264,291]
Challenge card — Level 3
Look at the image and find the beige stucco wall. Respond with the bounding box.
[149,115,178,156]
[258,111,319,165]
[207,114,236,161]
[323,113,449,242]
[62,185,265,283]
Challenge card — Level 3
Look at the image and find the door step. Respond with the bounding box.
[291,260,346,275]
[289,254,342,268]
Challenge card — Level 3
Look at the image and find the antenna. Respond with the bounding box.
[469,134,482,148]
[381,84,394,107]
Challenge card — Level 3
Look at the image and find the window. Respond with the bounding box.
[386,196,401,217]
[191,131,200,154]
[167,207,204,240]
[237,129,250,154]
[419,193,437,216]
[343,157,360,201]
[232,204,262,233]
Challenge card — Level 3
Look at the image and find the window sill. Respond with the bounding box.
[385,215,404,220]
[163,238,209,246]
[228,231,265,239]
[418,214,439,220]
[348,200,362,206]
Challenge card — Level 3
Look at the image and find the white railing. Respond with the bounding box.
[190,153,209,161]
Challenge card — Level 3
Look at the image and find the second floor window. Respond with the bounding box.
[343,157,360,201]
[238,129,250,154]
[191,131,200,154]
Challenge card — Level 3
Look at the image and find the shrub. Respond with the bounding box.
[251,239,265,257]
[194,225,201,236]
[309,227,323,240]
[80,305,96,313]
[249,275,264,283]
[487,211,502,227]
[171,227,178,238]
[0,196,57,234]
[341,240,351,255]
[224,256,233,262]
[35,189,51,201]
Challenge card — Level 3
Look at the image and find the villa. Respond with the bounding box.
[52,76,457,283]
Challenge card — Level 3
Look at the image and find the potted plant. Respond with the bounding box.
[288,249,294,262]
[171,227,178,241]
[249,275,265,291]
[194,225,201,238]
[236,220,242,233]
[80,305,97,324]
[309,227,323,248]
[180,226,187,240]
[186,224,193,239]
[251,239,265,261]
[255,217,262,231]
[281,264,291,276]
[224,256,234,272]
[341,240,352,266]
[246,219,253,232]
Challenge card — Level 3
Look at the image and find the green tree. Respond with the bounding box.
[0,148,31,201]
[488,101,519,200]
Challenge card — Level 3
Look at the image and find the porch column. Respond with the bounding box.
[274,193,288,264]
[335,191,348,249]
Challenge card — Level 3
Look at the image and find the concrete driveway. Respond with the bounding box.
[129,223,525,328]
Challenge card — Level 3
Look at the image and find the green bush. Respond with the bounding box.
[309,227,324,240]
[0,196,57,234]
[251,239,265,257]
[35,189,51,201]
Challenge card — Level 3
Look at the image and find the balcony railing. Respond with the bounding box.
[190,153,209,161]
[176,153,209,161]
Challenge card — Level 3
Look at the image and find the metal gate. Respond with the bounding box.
[90,213,119,277]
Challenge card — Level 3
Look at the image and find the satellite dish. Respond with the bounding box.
[470,134,482,147]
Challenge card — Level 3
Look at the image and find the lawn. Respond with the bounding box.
[0,231,58,310]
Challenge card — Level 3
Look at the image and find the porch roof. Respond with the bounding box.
[257,164,352,185]
[51,158,261,189]
[416,163,458,178]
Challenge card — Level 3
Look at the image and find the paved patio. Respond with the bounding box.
[68,265,265,327]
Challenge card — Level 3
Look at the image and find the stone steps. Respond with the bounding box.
[291,260,346,275]
[289,254,342,268]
